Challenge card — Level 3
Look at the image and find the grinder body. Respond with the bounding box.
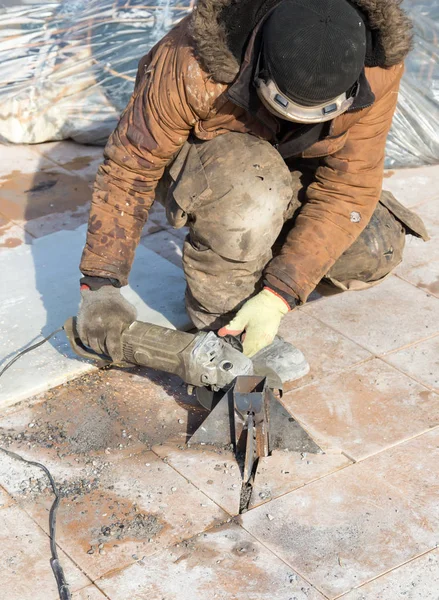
[65,318,253,390]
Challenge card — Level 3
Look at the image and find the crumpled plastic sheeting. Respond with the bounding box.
[0,1,193,145]
[0,0,437,168]
[386,1,439,167]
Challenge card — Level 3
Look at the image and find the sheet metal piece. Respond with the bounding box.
[188,390,235,448]
[268,393,323,454]
[189,375,323,483]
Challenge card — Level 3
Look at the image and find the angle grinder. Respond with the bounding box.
[64,317,256,408]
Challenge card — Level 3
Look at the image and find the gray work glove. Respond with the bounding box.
[77,285,137,362]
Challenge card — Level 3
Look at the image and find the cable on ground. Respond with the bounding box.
[0,325,71,599]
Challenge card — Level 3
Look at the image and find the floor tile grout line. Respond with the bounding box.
[300,293,439,366]
[333,546,439,599]
[344,423,439,466]
[394,271,439,300]
[9,496,95,593]
[89,515,237,589]
[298,306,385,358]
[376,329,439,357]
[282,326,375,394]
[247,458,355,511]
[237,520,332,599]
[285,353,375,393]
[372,355,439,392]
[379,354,439,392]
[240,505,439,600]
[396,197,439,210]
[1,217,34,236]
[0,483,15,511]
[88,511,325,598]
[0,208,13,222]
[285,315,439,404]
[150,445,238,517]
[382,330,439,357]
[282,356,377,407]
[8,219,37,239]
[30,146,103,176]
[71,582,112,600]
[245,425,439,517]
[310,312,439,362]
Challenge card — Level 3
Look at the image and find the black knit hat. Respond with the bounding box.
[262,0,367,106]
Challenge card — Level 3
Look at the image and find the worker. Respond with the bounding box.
[77,0,427,380]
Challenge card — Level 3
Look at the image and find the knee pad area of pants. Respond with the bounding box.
[190,134,292,261]
[328,203,406,283]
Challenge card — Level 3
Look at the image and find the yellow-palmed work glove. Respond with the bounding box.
[218,288,290,357]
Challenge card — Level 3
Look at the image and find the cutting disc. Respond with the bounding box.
[195,386,224,411]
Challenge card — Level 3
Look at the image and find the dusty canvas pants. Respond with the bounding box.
[156,132,415,329]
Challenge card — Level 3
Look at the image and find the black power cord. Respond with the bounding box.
[0,448,72,600]
[0,326,71,600]
[0,327,64,378]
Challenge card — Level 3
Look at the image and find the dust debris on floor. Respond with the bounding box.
[1,79,439,600]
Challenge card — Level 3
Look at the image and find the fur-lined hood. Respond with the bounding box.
[190,0,413,83]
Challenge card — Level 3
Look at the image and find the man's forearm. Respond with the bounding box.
[80,157,157,285]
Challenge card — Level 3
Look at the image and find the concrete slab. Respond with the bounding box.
[153,444,242,516]
[385,335,439,392]
[98,522,326,600]
[21,450,228,581]
[383,166,439,208]
[281,359,439,460]
[0,225,191,409]
[303,275,439,356]
[0,504,91,600]
[342,549,439,600]
[240,430,439,599]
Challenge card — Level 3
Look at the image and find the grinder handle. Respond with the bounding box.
[64,317,113,368]
[64,317,199,382]
[121,321,197,380]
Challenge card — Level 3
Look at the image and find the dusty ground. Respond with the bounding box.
[0,141,438,599]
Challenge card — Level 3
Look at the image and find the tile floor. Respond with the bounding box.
[0,141,438,599]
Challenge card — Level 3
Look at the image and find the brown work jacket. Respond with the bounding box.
[80,0,413,303]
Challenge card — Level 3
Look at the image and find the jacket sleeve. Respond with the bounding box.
[80,29,206,286]
[265,69,403,303]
